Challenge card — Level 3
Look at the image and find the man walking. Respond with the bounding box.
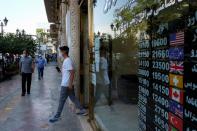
[36,55,46,80]
[19,50,35,96]
[49,46,87,123]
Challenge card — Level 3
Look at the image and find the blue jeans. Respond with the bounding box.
[38,67,44,79]
[56,86,83,117]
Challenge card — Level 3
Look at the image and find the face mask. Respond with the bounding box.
[59,53,64,59]
[61,55,64,59]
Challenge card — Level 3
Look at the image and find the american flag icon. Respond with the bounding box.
[170,61,184,75]
[170,32,184,46]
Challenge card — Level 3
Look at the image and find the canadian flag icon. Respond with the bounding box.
[170,87,184,104]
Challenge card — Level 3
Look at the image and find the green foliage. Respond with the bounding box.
[6,63,19,72]
[114,0,188,28]
[0,33,37,55]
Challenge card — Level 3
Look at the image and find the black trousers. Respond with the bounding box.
[22,73,32,94]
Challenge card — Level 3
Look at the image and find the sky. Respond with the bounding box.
[0,0,49,35]
[94,0,128,36]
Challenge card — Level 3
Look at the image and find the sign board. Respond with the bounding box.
[138,1,197,130]
[103,0,118,13]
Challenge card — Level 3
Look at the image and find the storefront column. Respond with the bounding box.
[60,1,67,46]
[57,30,62,66]
[66,0,80,96]
[88,0,94,121]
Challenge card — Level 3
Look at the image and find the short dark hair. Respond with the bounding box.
[100,46,106,52]
[24,49,30,54]
[59,46,69,55]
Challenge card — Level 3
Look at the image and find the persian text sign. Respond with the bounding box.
[184,82,197,92]
[103,0,118,13]
[185,95,197,109]
[130,0,183,25]
[184,108,197,125]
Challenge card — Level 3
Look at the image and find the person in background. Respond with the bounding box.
[49,46,87,123]
[95,47,111,105]
[36,55,46,80]
[19,50,35,96]
[46,54,49,63]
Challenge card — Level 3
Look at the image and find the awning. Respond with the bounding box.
[44,0,59,23]
[50,24,58,39]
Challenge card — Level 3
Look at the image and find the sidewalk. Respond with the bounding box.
[0,63,92,131]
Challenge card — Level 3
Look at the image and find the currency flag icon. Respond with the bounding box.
[170,87,184,104]
[169,112,183,131]
[169,125,178,131]
[170,32,184,46]
[169,100,183,118]
[169,47,184,60]
[170,61,184,75]
[170,74,183,89]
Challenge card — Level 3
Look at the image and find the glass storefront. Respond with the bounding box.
[90,0,197,131]
[92,0,139,130]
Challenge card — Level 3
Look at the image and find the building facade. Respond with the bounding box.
[44,0,94,117]
[44,0,197,131]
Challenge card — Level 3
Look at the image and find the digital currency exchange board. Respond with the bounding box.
[138,1,197,131]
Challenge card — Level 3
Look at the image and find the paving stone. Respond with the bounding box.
[0,64,83,131]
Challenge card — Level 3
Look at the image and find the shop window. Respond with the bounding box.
[91,0,197,131]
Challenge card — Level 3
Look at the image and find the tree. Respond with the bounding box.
[0,33,37,55]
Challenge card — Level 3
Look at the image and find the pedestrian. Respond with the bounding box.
[49,46,87,123]
[36,55,46,80]
[19,50,35,96]
[46,55,49,63]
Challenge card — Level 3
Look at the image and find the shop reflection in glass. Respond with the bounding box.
[92,0,197,130]
[95,46,111,106]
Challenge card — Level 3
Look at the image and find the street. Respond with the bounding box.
[0,63,84,131]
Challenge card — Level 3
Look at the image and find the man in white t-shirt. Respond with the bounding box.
[50,46,87,123]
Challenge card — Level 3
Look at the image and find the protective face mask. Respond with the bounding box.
[58,53,64,59]
[60,55,64,59]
